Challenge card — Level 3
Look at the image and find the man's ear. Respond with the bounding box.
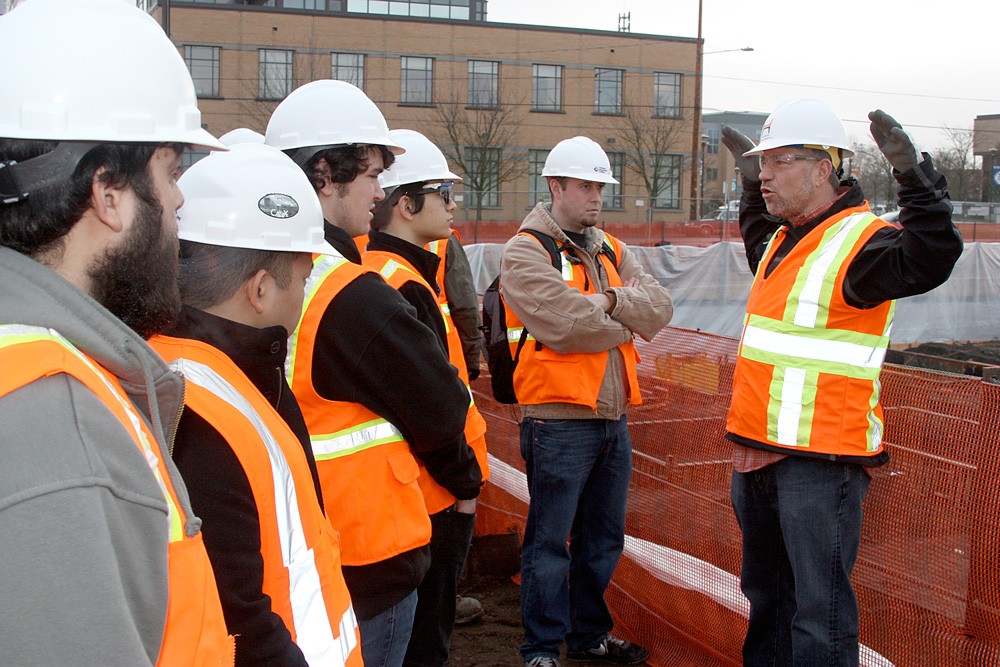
[399,194,417,220]
[244,269,270,315]
[313,158,337,197]
[89,167,127,233]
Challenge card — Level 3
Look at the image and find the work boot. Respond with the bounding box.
[566,635,650,665]
[454,595,483,625]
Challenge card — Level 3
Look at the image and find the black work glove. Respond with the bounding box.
[721,126,761,182]
[868,109,921,173]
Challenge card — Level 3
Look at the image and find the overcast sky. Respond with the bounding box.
[487,0,997,154]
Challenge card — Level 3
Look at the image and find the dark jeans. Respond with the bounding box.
[518,415,633,662]
[359,588,418,667]
[731,456,872,667]
[402,506,476,667]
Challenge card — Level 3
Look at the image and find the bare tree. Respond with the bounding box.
[850,142,897,213]
[933,127,981,201]
[603,103,688,222]
[430,85,528,228]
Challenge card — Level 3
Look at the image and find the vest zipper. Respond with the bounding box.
[169,371,186,458]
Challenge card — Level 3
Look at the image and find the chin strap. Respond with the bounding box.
[0,142,101,205]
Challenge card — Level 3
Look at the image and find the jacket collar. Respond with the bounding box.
[167,305,290,408]
[324,221,362,264]
[367,230,442,293]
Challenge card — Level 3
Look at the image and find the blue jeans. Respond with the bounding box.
[731,456,871,667]
[403,507,476,667]
[518,415,633,661]
[359,589,418,667]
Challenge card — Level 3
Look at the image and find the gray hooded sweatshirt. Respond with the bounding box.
[0,246,200,665]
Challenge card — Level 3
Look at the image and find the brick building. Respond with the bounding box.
[155,0,701,229]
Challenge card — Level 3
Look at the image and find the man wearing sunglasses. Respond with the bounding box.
[721,98,962,666]
[366,129,490,667]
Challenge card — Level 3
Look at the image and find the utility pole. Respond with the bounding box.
[688,0,703,220]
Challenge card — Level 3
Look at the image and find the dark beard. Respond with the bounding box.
[89,192,180,340]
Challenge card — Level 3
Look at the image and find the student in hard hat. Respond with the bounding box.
[720,98,961,665]
[0,0,234,664]
[267,81,482,667]
[365,129,490,667]
[500,137,672,667]
[149,143,362,667]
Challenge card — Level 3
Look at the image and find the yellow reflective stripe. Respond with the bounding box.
[426,240,441,254]
[0,325,184,541]
[311,418,404,460]
[287,255,349,387]
[766,366,820,447]
[786,213,876,328]
[561,257,574,281]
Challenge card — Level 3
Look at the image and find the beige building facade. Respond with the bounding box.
[158,1,700,226]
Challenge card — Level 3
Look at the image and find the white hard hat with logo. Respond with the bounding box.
[0,0,224,150]
[219,128,266,148]
[542,136,619,184]
[177,143,334,255]
[379,129,461,190]
[743,97,854,158]
[265,80,404,166]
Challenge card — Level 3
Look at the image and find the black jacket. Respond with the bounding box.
[311,224,482,616]
[728,156,963,464]
[168,305,318,667]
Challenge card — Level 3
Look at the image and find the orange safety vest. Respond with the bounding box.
[503,232,641,409]
[364,248,491,512]
[0,325,234,666]
[150,335,362,666]
[726,207,896,457]
[425,228,462,311]
[287,255,433,565]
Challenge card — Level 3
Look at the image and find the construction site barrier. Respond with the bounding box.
[472,325,1000,666]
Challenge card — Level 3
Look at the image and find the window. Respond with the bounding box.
[463,147,500,208]
[532,64,562,112]
[603,152,624,209]
[594,68,623,115]
[401,56,433,105]
[706,167,719,182]
[259,49,293,100]
[346,0,472,19]
[653,72,681,118]
[705,127,720,155]
[651,154,682,208]
[183,46,220,98]
[283,0,325,8]
[529,149,550,204]
[332,52,364,89]
[468,60,499,108]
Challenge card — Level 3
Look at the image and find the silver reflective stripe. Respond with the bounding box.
[311,418,404,460]
[506,327,534,343]
[172,358,356,665]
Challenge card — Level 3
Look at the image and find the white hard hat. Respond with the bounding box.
[379,129,461,190]
[744,97,854,158]
[542,136,619,184]
[218,128,266,148]
[265,80,403,166]
[0,0,224,150]
[177,143,334,255]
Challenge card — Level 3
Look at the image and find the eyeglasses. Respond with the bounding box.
[411,182,454,206]
[758,154,821,169]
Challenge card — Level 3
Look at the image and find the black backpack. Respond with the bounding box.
[480,230,618,404]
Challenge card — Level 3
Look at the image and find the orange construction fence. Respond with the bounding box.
[472,325,1000,666]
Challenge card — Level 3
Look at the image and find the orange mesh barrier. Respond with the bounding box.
[472,326,1000,666]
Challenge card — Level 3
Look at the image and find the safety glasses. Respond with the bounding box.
[758,154,820,169]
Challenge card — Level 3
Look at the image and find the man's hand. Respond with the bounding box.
[868,110,921,173]
[721,126,761,182]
